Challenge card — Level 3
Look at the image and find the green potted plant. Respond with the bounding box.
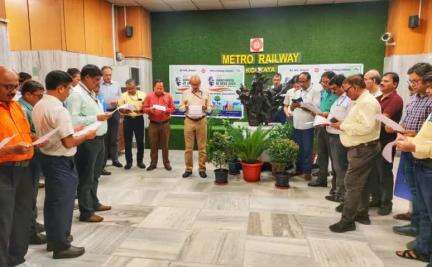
[230,126,270,182]
[207,132,230,184]
[222,120,240,175]
[268,139,299,188]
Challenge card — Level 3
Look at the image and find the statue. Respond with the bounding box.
[236,72,273,126]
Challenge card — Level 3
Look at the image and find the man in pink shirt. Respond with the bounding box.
[143,80,175,171]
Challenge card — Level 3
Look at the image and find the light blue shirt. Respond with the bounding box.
[99,80,122,110]
[66,82,108,136]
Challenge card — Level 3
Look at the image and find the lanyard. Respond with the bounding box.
[336,95,348,106]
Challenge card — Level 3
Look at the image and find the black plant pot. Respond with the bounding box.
[228,161,240,175]
[275,172,290,189]
[214,169,229,185]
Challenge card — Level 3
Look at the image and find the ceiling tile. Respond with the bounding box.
[163,0,198,11]
[250,0,277,8]
[305,0,334,4]
[278,0,306,6]
[138,0,173,11]
[221,0,250,9]
[194,0,224,10]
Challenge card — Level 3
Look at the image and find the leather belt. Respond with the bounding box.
[150,120,170,125]
[186,116,205,121]
[413,158,432,169]
[348,140,379,151]
[0,160,30,167]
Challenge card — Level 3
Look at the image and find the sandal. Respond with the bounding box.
[395,249,429,262]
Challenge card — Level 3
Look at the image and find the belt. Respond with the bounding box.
[348,140,379,151]
[150,120,170,125]
[186,116,205,121]
[125,115,143,119]
[0,160,30,167]
[95,136,105,140]
[413,158,432,169]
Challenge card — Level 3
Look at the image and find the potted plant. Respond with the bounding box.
[207,132,230,184]
[222,120,241,175]
[268,139,299,188]
[230,126,270,182]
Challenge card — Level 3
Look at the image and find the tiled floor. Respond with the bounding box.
[26,150,424,267]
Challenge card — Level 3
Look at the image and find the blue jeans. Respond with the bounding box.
[293,128,314,175]
[401,152,420,228]
[40,154,78,251]
[412,161,432,256]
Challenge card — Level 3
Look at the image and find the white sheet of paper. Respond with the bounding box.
[300,102,321,114]
[0,134,17,149]
[375,114,405,132]
[74,121,102,137]
[189,105,203,117]
[153,104,166,111]
[32,128,59,145]
[313,115,330,126]
[382,141,396,163]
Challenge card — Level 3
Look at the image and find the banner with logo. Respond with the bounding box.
[278,63,364,86]
[169,65,245,118]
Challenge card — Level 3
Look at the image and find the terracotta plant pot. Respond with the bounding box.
[275,172,290,189]
[241,161,263,182]
[214,169,229,185]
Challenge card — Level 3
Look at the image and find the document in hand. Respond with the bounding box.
[189,105,204,117]
[300,102,321,114]
[313,115,330,126]
[32,128,59,145]
[153,104,166,112]
[375,114,405,132]
[74,121,103,137]
[0,134,17,149]
[382,141,396,163]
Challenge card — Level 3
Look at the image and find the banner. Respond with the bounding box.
[278,63,364,87]
[169,65,245,118]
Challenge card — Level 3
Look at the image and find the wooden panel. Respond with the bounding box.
[424,0,432,53]
[28,0,63,50]
[0,0,6,20]
[84,0,101,55]
[64,0,85,53]
[100,0,113,58]
[142,8,152,59]
[5,0,31,50]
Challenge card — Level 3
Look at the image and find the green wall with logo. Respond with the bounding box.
[149,1,388,149]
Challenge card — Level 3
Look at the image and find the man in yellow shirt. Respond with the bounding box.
[118,79,146,170]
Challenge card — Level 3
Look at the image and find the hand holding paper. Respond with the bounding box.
[152,104,166,112]
[74,121,102,137]
[375,114,405,132]
[300,102,321,115]
[313,115,330,127]
[0,134,17,149]
[32,128,59,146]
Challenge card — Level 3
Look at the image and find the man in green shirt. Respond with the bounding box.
[18,80,46,245]
[309,71,338,189]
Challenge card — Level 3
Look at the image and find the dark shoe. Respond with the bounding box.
[378,205,392,216]
[95,204,111,212]
[147,165,157,171]
[30,233,47,245]
[101,169,111,176]
[199,171,207,178]
[308,180,327,187]
[355,214,371,225]
[137,162,146,169]
[112,161,123,168]
[164,164,172,171]
[329,220,356,233]
[329,188,336,195]
[53,245,85,259]
[35,222,45,233]
[79,214,104,223]
[368,199,380,208]
[124,163,132,170]
[336,203,344,213]
[325,195,343,203]
[183,171,192,178]
[394,212,411,221]
[47,235,73,252]
[393,224,418,237]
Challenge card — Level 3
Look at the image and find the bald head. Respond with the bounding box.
[0,66,19,102]
[364,69,381,91]
[189,75,201,92]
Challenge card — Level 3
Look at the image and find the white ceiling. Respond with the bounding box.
[109,0,385,12]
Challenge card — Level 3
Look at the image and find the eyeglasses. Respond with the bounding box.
[408,79,421,85]
[0,83,19,91]
[343,86,353,92]
[32,92,44,99]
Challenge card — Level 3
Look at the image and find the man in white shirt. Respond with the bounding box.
[289,72,321,181]
[33,70,97,259]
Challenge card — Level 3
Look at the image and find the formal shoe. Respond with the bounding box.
[53,245,85,259]
[183,171,192,178]
[95,204,111,212]
[329,220,356,233]
[199,171,207,178]
[146,165,157,171]
[112,161,123,168]
[164,164,172,171]
[393,224,418,237]
[35,222,45,233]
[355,214,371,225]
[378,205,392,216]
[325,195,343,203]
[124,163,132,170]
[47,235,73,252]
[29,233,47,245]
[101,169,111,176]
[336,203,344,213]
[79,214,104,223]
[137,162,146,169]
[308,180,327,187]
[329,188,336,195]
[368,199,380,208]
[406,240,416,250]
[303,174,312,181]
[394,212,411,221]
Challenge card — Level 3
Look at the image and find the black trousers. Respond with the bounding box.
[40,155,78,251]
[316,127,335,186]
[105,111,120,164]
[76,137,105,219]
[29,150,42,236]
[123,116,144,165]
[0,165,33,267]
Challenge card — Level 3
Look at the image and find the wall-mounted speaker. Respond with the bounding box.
[409,15,420,29]
[125,26,133,38]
